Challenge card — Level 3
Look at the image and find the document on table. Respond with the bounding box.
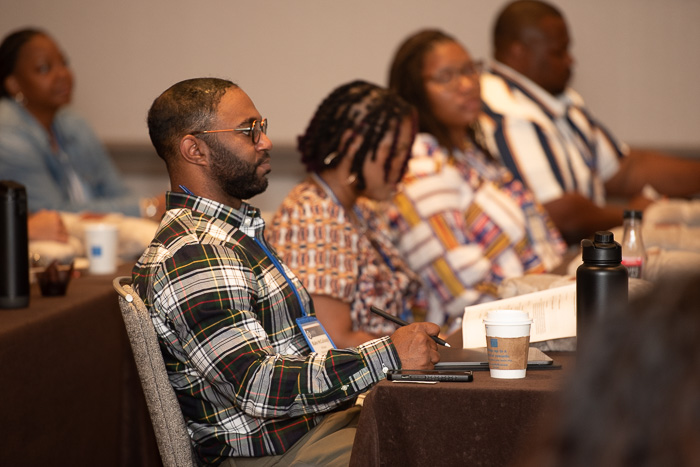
[461,283,576,349]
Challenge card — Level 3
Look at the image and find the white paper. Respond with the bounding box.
[461,283,577,348]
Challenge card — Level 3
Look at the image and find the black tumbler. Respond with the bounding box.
[576,231,628,346]
[0,181,29,309]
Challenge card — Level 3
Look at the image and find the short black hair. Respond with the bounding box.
[0,28,46,98]
[147,77,238,163]
[298,80,415,191]
[493,0,564,58]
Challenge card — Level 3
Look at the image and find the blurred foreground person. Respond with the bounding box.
[519,270,700,467]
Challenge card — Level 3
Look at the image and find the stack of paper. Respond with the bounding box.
[461,283,576,348]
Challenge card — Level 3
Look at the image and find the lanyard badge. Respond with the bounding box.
[252,236,336,354]
[296,316,336,354]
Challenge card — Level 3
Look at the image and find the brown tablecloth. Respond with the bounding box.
[0,264,161,466]
[350,352,575,467]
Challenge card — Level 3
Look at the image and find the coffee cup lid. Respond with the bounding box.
[483,309,532,325]
[83,222,119,232]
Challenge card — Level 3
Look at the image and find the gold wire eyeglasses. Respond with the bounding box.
[192,118,268,144]
[426,61,484,89]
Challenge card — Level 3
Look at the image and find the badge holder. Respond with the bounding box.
[296,316,336,354]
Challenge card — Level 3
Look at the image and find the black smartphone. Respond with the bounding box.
[386,369,474,382]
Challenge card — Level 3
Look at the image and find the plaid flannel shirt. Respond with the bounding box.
[132,192,399,464]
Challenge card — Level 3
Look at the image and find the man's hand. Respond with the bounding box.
[390,322,441,370]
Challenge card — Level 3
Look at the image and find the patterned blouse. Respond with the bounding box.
[267,178,421,336]
[389,133,566,325]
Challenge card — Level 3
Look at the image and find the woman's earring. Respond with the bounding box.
[323,152,339,166]
[14,92,25,105]
[346,173,357,185]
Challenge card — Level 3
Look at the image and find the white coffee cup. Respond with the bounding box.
[483,309,532,379]
[84,223,119,275]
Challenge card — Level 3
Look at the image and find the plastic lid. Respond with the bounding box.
[483,309,532,325]
[623,209,643,220]
[581,231,622,263]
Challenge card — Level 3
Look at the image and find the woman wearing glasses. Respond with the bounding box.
[388,29,566,332]
[267,81,422,348]
[0,28,162,218]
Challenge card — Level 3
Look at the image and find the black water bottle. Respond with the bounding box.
[0,181,29,309]
[576,231,628,344]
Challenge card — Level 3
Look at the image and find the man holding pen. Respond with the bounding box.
[132,77,440,466]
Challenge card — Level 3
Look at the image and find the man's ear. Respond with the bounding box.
[179,135,209,167]
[503,40,530,72]
[509,41,526,61]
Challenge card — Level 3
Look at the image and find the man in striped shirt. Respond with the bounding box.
[480,1,700,244]
[133,78,440,466]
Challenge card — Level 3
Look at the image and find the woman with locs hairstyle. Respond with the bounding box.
[267,80,422,348]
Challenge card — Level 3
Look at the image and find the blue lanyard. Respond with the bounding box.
[311,175,415,322]
[179,184,194,195]
[178,184,307,316]
[353,210,396,272]
[253,237,308,317]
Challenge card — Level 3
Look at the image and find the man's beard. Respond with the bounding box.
[207,138,270,201]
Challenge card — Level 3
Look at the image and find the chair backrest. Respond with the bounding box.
[113,276,198,467]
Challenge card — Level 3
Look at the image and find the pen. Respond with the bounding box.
[370,306,451,347]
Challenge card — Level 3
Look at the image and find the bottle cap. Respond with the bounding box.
[623,209,643,220]
[581,231,622,263]
[0,181,27,208]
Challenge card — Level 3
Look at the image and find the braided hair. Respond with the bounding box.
[298,80,416,191]
[0,28,45,98]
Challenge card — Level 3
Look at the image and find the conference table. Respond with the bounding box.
[349,352,575,467]
[0,258,574,467]
[0,263,162,467]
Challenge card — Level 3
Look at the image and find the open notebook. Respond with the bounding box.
[435,346,555,371]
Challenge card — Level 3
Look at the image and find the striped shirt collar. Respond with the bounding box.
[489,61,573,119]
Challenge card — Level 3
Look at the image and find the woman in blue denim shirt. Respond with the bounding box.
[0,28,159,217]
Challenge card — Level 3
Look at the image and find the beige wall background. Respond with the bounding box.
[3,0,700,150]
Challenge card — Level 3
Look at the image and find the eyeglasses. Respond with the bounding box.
[426,61,484,89]
[191,118,268,145]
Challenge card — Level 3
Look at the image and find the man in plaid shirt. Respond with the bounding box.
[133,77,440,466]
